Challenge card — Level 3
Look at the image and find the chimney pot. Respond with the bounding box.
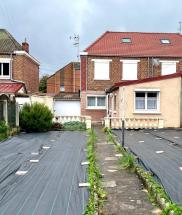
[22,39,29,53]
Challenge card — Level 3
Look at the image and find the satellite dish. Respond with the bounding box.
[152,58,160,67]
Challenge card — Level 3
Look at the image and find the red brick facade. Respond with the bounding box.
[13,55,39,92]
[0,53,39,92]
[81,55,182,122]
[47,62,80,94]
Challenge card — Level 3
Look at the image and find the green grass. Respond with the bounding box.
[62,121,86,131]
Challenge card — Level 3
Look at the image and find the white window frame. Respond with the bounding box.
[160,60,179,76]
[0,58,11,79]
[86,95,106,109]
[134,89,160,114]
[120,59,140,80]
[60,85,65,92]
[92,59,112,80]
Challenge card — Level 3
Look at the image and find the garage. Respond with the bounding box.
[54,93,80,116]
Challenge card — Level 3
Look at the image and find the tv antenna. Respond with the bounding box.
[178,21,182,34]
[70,34,80,61]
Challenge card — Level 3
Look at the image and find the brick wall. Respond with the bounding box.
[47,62,81,94]
[74,70,80,92]
[85,56,182,91]
[63,63,73,92]
[47,74,56,93]
[13,55,39,92]
[80,91,106,122]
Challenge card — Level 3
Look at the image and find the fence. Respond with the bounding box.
[104,117,164,129]
[54,115,92,129]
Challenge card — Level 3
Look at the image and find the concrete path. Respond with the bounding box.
[0,131,88,215]
[95,127,161,215]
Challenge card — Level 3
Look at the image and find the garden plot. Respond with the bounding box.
[0,131,88,215]
[114,129,182,205]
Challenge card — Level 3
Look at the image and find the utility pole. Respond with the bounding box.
[70,34,80,61]
[121,87,125,148]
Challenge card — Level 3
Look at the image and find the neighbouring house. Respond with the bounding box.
[80,31,182,123]
[0,29,40,93]
[0,29,40,126]
[105,72,182,129]
[47,62,80,94]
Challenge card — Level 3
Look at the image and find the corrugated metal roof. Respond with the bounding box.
[85,31,182,57]
[0,83,24,93]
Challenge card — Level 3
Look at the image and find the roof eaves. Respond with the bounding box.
[115,72,182,88]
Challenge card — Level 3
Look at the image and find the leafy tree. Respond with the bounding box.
[39,75,49,93]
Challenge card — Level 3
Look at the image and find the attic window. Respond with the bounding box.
[122,38,131,43]
[160,39,170,44]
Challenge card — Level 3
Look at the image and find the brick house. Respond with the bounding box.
[47,62,80,94]
[0,29,39,126]
[80,31,182,123]
[0,29,39,93]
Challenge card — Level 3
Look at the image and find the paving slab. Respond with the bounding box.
[95,127,159,215]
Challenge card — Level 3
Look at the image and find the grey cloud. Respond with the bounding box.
[0,0,181,75]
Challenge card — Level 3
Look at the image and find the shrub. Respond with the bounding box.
[62,121,86,131]
[20,103,53,132]
[0,121,9,133]
[52,122,62,130]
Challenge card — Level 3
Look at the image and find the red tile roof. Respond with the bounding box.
[85,31,182,57]
[107,72,182,93]
[0,83,24,93]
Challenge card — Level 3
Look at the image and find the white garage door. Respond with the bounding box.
[54,101,80,116]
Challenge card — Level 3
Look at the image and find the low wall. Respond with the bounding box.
[104,117,164,129]
[54,115,92,129]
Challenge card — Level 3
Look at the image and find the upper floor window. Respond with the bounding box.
[92,59,112,80]
[160,60,178,75]
[120,59,140,80]
[0,58,11,79]
[60,84,65,92]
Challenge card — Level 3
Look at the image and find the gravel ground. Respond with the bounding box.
[0,131,88,215]
[114,129,182,205]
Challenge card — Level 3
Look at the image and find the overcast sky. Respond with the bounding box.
[0,0,181,76]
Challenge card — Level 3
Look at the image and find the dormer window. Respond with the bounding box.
[160,39,170,44]
[122,38,131,43]
[0,58,11,79]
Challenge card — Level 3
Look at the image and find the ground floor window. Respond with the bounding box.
[87,96,106,109]
[135,90,160,113]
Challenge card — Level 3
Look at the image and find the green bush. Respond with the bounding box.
[62,121,86,131]
[20,103,53,132]
[0,121,9,133]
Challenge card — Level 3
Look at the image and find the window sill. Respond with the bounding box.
[94,79,110,81]
[86,107,106,110]
[133,111,161,115]
[0,76,10,79]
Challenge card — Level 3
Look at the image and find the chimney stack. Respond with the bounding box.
[22,38,29,53]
